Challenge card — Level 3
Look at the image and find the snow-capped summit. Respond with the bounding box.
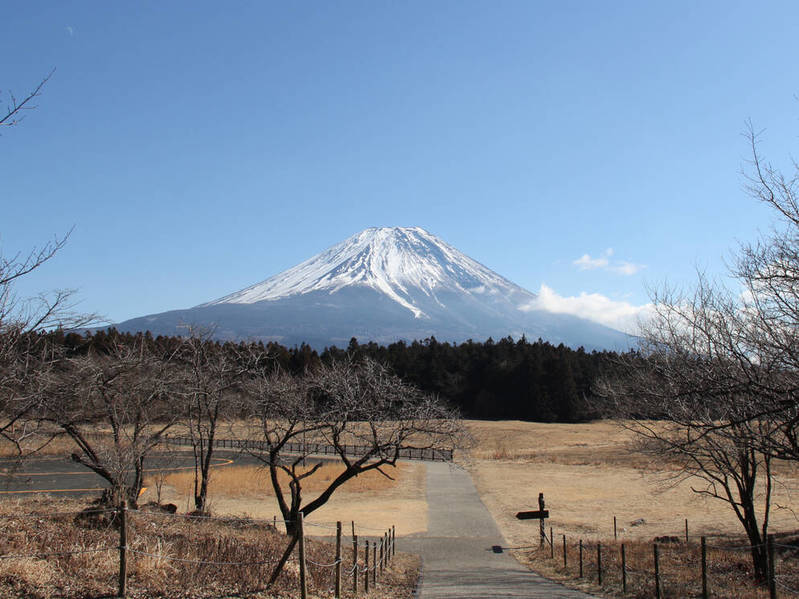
[202,227,532,319]
[112,227,631,350]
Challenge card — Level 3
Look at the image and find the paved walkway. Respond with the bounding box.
[401,462,596,598]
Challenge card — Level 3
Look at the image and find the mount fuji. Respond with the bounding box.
[113,227,632,350]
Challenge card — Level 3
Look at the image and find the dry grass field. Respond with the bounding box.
[460,420,799,598]
[461,420,799,544]
[142,460,429,536]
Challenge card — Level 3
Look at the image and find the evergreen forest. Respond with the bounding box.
[45,329,626,422]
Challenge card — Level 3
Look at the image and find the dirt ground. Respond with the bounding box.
[460,420,799,547]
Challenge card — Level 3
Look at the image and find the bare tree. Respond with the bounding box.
[597,120,799,582]
[1,71,98,456]
[243,357,462,583]
[0,232,99,458]
[177,329,255,513]
[38,336,180,507]
[597,333,776,580]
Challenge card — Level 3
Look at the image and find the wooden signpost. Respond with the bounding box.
[515,493,550,546]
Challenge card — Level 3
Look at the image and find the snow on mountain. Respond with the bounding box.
[112,226,632,351]
[201,227,534,319]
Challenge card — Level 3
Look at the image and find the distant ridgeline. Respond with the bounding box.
[46,329,627,422]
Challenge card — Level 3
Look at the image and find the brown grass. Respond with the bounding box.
[0,495,419,598]
[516,536,799,599]
[462,420,799,541]
[140,458,429,536]
[156,462,414,498]
[462,420,799,598]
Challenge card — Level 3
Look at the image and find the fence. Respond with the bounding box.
[164,434,454,461]
[0,504,399,598]
[530,517,799,598]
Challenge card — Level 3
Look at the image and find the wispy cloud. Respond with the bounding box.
[573,248,613,270]
[522,284,653,334]
[573,248,645,276]
[66,25,74,37]
[610,261,645,276]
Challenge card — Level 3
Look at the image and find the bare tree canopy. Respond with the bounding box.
[244,356,463,536]
[598,120,799,582]
[37,337,181,507]
[176,328,258,513]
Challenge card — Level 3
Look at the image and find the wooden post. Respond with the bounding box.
[621,544,627,593]
[579,539,583,578]
[335,521,342,599]
[550,526,554,559]
[298,512,307,599]
[685,518,689,544]
[562,534,567,567]
[701,536,707,599]
[597,542,602,586]
[654,543,661,599]
[539,493,546,546]
[614,516,617,540]
[352,534,358,596]
[372,543,377,585]
[379,536,384,574]
[118,502,127,598]
[364,540,369,593]
[768,534,776,599]
[392,525,396,557]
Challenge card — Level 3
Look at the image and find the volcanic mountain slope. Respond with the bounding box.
[114,227,632,350]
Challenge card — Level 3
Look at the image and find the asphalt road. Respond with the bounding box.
[0,450,247,497]
[401,462,596,598]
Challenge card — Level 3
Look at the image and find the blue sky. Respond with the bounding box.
[3,1,799,333]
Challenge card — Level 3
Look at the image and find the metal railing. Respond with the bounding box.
[163,436,453,461]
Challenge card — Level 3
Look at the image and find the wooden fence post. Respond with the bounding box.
[298,512,307,599]
[335,521,342,599]
[550,526,554,559]
[597,542,602,586]
[579,539,583,578]
[614,516,617,540]
[372,543,377,585]
[379,536,384,575]
[392,525,396,557]
[621,544,627,593]
[768,534,776,599]
[701,536,707,599]
[118,502,127,598]
[685,518,689,544]
[653,543,661,599]
[352,534,358,596]
[539,493,546,547]
[364,540,369,593]
[562,534,567,567]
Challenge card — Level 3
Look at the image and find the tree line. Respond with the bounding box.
[323,336,628,422]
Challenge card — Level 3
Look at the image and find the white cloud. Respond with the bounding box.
[610,261,645,276]
[522,284,653,334]
[573,248,613,270]
[573,248,645,276]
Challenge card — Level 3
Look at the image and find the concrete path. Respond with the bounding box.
[401,462,595,598]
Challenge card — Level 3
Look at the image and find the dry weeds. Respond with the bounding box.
[516,535,799,599]
[0,495,419,598]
